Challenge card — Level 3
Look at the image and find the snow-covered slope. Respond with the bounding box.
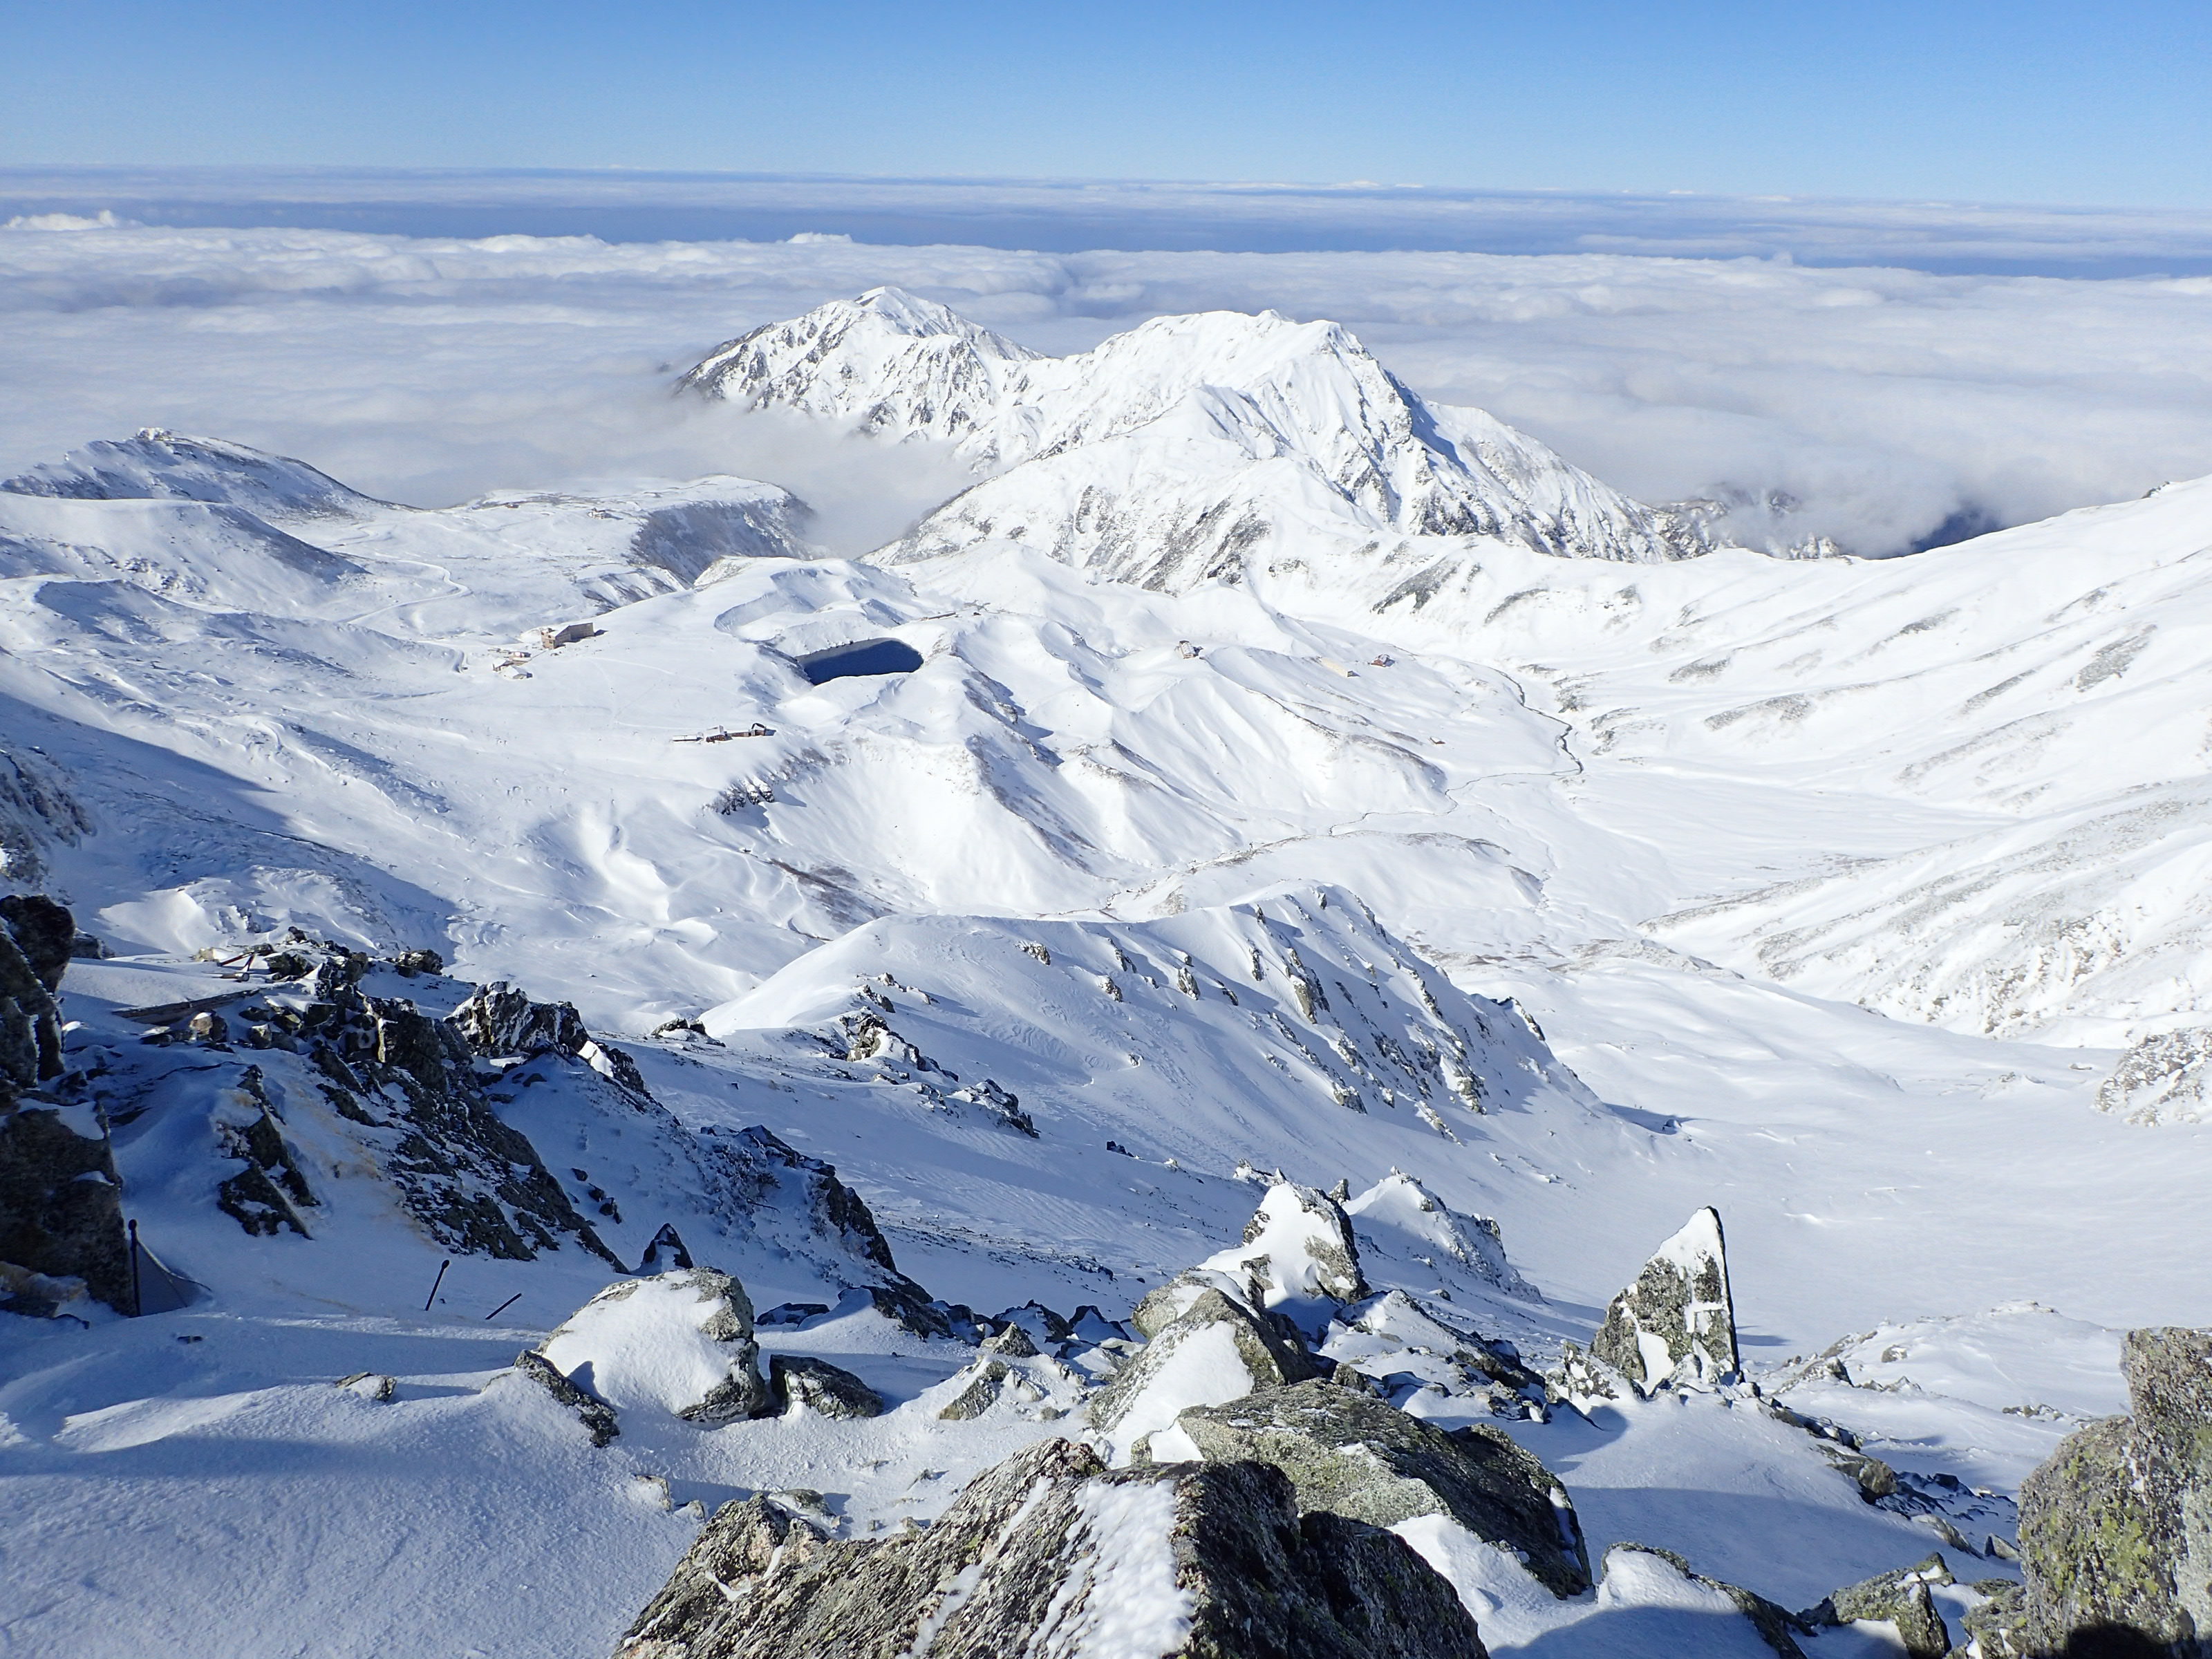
[6,410,2212,1659]
[684,288,1714,591]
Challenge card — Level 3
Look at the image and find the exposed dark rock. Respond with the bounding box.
[2019,1327,2212,1656]
[2097,1028,2212,1125]
[0,894,69,1089]
[336,1371,397,1401]
[0,894,74,995]
[767,1354,883,1418]
[0,894,132,1314]
[616,1436,1489,1659]
[1959,1580,2030,1656]
[1172,1378,1591,1597]
[214,1067,319,1237]
[1589,1206,1740,1394]
[390,948,444,978]
[982,1319,1039,1357]
[514,1349,620,1447]
[1801,1552,1953,1658]
[0,1099,130,1312]
[637,1223,693,1271]
[757,1301,830,1327]
[937,1357,1022,1420]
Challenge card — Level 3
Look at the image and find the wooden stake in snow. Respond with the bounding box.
[424,1259,450,1312]
[485,1293,522,1322]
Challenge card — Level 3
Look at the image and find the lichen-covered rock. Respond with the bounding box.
[538,1268,769,1425]
[1167,1378,1590,1597]
[1803,1552,1953,1658]
[2019,1326,2212,1656]
[767,1354,882,1418]
[937,1356,1040,1421]
[1958,1580,2030,1656]
[1089,1286,1324,1459]
[616,1436,1490,1659]
[1589,1207,1740,1395]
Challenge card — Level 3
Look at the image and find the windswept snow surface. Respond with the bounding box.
[2,286,2211,1658]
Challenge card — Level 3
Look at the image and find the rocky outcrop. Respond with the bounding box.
[1589,1207,1740,1394]
[277,976,620,1265]
[1801,1553,1953,1657]
[538,1268,769,1425]
[0,894,131,1314]
[448,981,591,1061]
[2098,1028,2212,1125]
[514,1349,621,1447]
[1198,1180,1369,1336]
[0,893,70,1093]
[2018,1325,2212,1656]
[617,1436,1490,1659]
[767,1354,882,1418]
[1167,1379,1591,1597]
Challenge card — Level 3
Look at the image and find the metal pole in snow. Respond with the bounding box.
[484,1293,522,1322]
[424,1258,450,1312]
[128,1218,142,1318]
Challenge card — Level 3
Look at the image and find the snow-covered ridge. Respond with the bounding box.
[683,286,1720,591]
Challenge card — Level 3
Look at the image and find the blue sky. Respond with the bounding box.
[8,1,2209,208]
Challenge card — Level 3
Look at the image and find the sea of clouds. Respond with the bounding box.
[4,203,2210,557]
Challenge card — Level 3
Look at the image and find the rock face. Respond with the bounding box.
[0,894,131,1313]
[617,1436,1490,1659]
[2018,1325,2212,1655]
[0,893,71,1092]
[1589,1207,1741,1395]
[1168,1379,1591,1597]
[538,1269,769,1425]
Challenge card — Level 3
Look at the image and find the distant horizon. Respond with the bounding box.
[10,165,2212,279]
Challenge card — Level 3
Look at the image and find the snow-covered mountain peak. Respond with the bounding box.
[1,429,390,521]
[678,285,1041,453]
[682,290,1718,592]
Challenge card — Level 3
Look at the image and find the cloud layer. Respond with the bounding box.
[10,167,2212,275]
[3,216,2209,557]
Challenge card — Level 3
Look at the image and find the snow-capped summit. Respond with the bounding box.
[678,285,1041,454]
[1,429,390,521]
[682,289,1715,594]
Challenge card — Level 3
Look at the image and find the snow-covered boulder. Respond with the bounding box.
[1324,1291,1546,1418]
[536,1268,769,1425]
[1802,1553,1955,1658]
[1166,1379,1591,1598]
[616,1436,1488,1659]
[1088,1286,1323,1463]
[1345,1171,1537,1303]
[1197,1179,1368,1336]
[1590,1207,1741,1395]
